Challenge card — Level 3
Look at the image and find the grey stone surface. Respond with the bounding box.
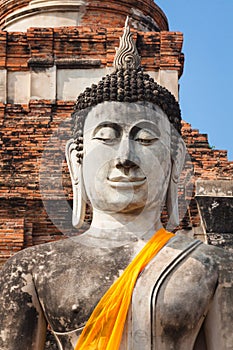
[196,197,233,234]
[44,331,58,350]
[0,233,232,349]
[196,180,233,252]
[196,180,233,197]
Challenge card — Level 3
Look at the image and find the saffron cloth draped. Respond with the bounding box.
[74,228,174,350]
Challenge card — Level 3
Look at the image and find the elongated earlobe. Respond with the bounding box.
[72,167,87,228]
[66,139,87,229]
[166,138,186,231]
[166,176,179,231]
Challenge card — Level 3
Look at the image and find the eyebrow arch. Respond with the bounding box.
[92,122,122,137]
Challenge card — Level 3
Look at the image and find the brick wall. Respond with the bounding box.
[0,27,183,74]
[0,0,168,31]
[181,121,233,232]
[80,0,168,31]
[182,122,233,180]
[0,0,29,27]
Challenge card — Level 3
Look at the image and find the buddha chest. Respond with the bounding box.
[34,236,218,349]
[121,237,218,350]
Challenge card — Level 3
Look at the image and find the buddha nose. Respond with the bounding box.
[116,158,138,171]
[115,138,139,169]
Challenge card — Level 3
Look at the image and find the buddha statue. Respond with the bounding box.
[0,19,232,350]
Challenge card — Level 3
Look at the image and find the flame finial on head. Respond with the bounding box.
[113,16,141,70]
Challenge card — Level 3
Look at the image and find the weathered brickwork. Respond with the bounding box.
[181,121,233,231]
[0,101,69,265]
[80,0,168,31]
[182,122,233,180]
[0,27,183,75]
[0,0,29,27]
[0,0,168,31]
[0,217,24,267]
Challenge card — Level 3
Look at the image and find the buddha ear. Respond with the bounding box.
[66,139,79,184]
[65,139,87,229]
[166,137,186,231]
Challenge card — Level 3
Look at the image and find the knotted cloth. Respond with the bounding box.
[74,228,174,350]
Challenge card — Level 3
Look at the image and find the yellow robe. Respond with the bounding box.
[75,228,174,350]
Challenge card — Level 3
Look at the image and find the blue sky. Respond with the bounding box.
[155,0,233,160]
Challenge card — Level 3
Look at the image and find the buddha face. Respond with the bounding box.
[82,101,172,214]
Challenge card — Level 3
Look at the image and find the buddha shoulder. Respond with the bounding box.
[0,237,138,284]
[164,233,233,288]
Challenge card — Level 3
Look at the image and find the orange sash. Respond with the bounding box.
[74,228,174,350]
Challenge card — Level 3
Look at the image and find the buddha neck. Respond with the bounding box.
[75,207,163,248]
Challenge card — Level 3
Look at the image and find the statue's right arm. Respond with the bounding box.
[0,253,47,350]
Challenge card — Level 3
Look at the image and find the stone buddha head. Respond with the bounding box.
[66,18,186,234]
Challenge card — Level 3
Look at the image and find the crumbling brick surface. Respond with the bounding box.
[0,0,30,27]
[182,121,233,180]
[0,0,168,31]
[0,27,184,75]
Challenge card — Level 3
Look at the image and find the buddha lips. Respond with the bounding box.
[74,228,174,350]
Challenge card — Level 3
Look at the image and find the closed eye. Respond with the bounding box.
[135,138,157,145]
[134,129,159,146]
[92,126,120,144]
